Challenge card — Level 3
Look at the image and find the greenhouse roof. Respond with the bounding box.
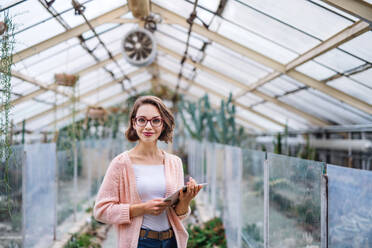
[1,0,372,134]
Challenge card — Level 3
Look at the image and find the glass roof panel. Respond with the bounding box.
[202,54,263,85]
[339,31,372,62]
[160,73,190,90]
[207,42,273,72]
[58,0,125,28]
[327,76,372,105]
[9,0,51,34]
[295,60,336,80]
[152,0,215,24]
[188,0,220,12]
[194,71,242,97]
[223,0,320,54]
[214,17,298,64]
[156,24,205,50]
[252,103,309,130]
[237,106,284,131]
[281,88,372,124]
[308,0,359,21]
[314,48,365,73]
[19,46,92,79]
[14,38,80,71]
[12,101,51,124]
[13,18,65,53]
[258,75,302,97]
[12,81,39,96]
[236,93,263,106]
[239,0,353,40]
[205,43,271,80]
[350,68,372,88]
[254,102,312,128]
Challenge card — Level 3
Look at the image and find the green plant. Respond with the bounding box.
[187,217,227,248]
[274,133,282,154]
[243,223,262,242]
[206,93,243,145]
[178,95,208,141]
[297,135,316,160]
[65,233,100,248]
[178,93,248,145]
[0,10,15,220]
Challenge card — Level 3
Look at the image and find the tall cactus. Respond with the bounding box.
[179,93,245,145]
[178,95,209,141]
[206,93,239,145]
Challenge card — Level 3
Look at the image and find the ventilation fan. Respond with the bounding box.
[122,27,157,67]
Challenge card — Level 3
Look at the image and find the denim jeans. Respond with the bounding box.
[137,230,177,248]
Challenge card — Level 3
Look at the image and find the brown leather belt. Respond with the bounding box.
[139,228,174,241]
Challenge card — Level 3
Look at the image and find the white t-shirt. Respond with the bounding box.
[132,164,171,231]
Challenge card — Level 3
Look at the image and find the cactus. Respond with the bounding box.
[179,93,245,145]
[206,93,238,145]
[178,95,208,141]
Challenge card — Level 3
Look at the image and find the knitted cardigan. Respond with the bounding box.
[93,150,191,248]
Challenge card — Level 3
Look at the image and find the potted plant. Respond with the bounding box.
[55,73,79,87]
[0,21,7,35]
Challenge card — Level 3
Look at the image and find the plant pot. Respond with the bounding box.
[55,73,78,87]
[0,22,7,35]
[88,107,106,119]
[108,106,121,114]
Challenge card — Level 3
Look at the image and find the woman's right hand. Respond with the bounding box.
[144,198,171,215]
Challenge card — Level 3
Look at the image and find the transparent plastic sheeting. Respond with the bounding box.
[0,138,130,247]
[224,146,242,248]
[327,165,372,248]
[0,145,24,248]
[24,143,57,248]
[241,149,265,248]
[57,138,130,227]
[187,141,325,248]
[267,153,324,248]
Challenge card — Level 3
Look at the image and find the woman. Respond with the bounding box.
[93,95,203,248]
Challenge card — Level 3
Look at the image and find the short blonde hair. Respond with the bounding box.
[125,95,174,143]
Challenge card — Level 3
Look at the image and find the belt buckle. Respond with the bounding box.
[159,231,164,241]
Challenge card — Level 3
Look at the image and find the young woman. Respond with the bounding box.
[94,95,203,248]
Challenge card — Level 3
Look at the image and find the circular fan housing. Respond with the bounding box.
[122,27,157,67]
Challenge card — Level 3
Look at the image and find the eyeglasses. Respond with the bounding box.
[134,116,163,127]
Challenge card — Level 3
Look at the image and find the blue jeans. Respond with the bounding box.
[137,231,177,248]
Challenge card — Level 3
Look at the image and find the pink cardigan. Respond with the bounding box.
[93,150,191,248]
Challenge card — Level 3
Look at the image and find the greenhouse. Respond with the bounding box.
[1,0,372,247]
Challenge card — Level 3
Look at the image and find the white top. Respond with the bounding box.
[132,164,171,231]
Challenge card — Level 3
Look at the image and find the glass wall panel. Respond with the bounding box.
[24,143,56,247]
[0,145,24,248]
[241,149,265,248]
[328,165,372,248]
[267,153,324,247]
[224,146,242,248]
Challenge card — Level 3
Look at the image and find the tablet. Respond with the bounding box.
[164,183,208,205]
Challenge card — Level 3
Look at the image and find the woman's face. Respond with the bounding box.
[133,104,164,143]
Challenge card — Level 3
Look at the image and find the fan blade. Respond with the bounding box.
[143,37,152,47]
[142,47,152,56]
[124,46,135,52]
[136,50,141,61]
[128,51,137,59]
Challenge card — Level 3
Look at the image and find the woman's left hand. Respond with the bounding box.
[178,177,203,204]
